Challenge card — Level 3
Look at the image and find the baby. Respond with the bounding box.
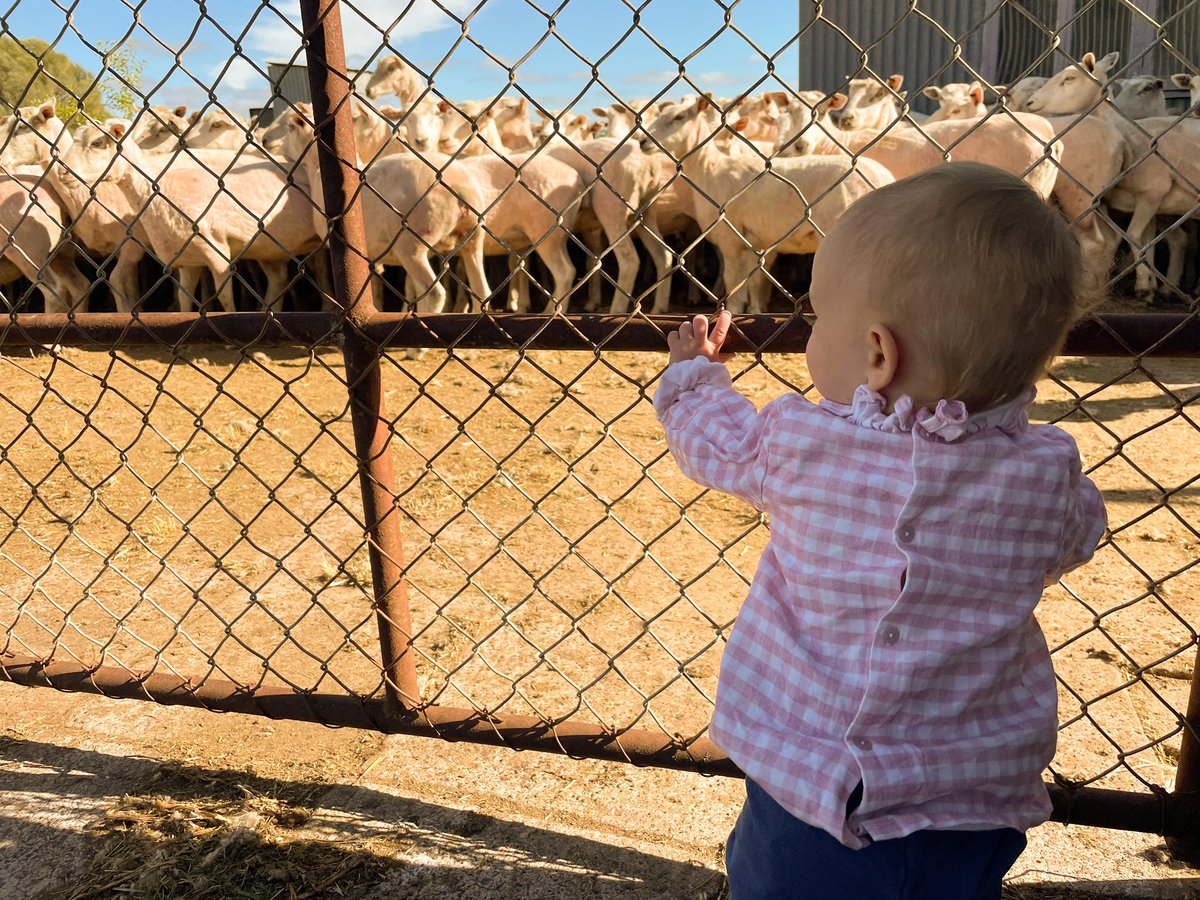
[655,162,1107,900]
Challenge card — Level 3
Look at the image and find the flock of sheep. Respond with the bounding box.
[2,47,1199,318]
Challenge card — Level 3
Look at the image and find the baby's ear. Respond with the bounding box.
[865,323,900,395]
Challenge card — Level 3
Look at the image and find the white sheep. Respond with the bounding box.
[363,54,424,107]
[769,91,1061,201]
[281,104,490,315]
[65,119,322,313]
[1025,51,1198,298]
[922,82,986,122]
[1110,76,1167,119]
[642,95,895,314]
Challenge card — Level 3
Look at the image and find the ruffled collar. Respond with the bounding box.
[819,385,1033,442]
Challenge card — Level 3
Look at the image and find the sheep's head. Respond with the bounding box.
[1024,51,1118,115]
[364,54,416,101]
[837,74,903,130]
[0,97,67,169]
[640,96,713,158]
[61,119,138,184]
[772,90,845,156]
[922,82,985,123]
[1172,73,1200,116]
[280,103,316,165]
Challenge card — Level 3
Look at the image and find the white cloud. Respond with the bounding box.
[243,0,476,67]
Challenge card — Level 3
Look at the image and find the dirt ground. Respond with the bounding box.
[2,340,1200,897]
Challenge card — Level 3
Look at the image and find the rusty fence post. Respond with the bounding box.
[1167,641,1200,862]
[299,0,419,711]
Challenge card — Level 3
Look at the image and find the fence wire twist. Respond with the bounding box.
[1,0,1200,846]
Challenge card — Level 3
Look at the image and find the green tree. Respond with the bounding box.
[0,35,108,123]
[97,39,144,119]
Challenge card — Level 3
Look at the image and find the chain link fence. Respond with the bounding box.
[2,0,1200,852]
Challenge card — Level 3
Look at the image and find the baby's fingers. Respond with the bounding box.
[708,310,732,351]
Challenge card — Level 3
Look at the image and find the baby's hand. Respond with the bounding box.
[667,311,735,365]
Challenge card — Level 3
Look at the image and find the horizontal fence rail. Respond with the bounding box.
[1,0,1200,863]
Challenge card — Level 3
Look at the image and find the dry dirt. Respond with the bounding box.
[1,341,1200,898]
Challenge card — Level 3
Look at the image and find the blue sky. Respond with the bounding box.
[14,0,801,117]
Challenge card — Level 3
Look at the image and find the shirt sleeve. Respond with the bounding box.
[1048,455,1107,583]
[653,356,774,511]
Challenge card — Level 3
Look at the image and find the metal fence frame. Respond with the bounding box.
[2,0,1200,862]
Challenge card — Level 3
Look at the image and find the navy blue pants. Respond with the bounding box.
[725,780,1027,900]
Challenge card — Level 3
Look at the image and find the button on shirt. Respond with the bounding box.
[653,358,1107,849]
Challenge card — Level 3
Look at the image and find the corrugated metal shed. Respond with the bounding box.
[262,61,370,123]
[798,0,1198,110]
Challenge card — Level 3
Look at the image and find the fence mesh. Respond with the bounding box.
[2,0,1200,833]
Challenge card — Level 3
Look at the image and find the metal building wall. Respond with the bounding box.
[798,1,1194,102]
[797,1,999,112]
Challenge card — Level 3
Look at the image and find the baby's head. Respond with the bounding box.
[809,161,1085,412]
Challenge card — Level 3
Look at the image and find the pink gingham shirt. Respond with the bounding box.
[654,357,1106,849]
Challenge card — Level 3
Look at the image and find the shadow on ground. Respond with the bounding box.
[1,737,721,899]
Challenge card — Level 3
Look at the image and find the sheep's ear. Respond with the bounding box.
[769,91,790,108]
[1096,51,1120,74]
[517,97,528,113]
[1172,73,1193,89]
[969,82,984,104]
[109,120,128,141]
[382,55,400,72]
[617,102,635,115]
[188,110,202,124]
[572,114,588,127]
[697,94,711,113]
[37,97,57,120]
[921,86,942,100]
[290,112,307,127]
[1108,81,1124,97]
[1081,51,1098,71]
[172,105,188,118]
[886,74,904,91]
[438,100,450,113]
[591,107,608,118]
[587,121,602,136]
[732,116,747,132]
[1154,79,1164,90]
[827,92,847,111]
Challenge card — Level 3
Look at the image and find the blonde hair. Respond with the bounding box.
[831,161,1086,411]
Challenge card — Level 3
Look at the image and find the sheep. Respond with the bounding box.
[1025,51,1198,298]
[352,96,443,161]
[0,97,71,173]
[836,74,911,130]
[447,143,587,312]
[65,119,323,313]
[731,92,790,142]
[592,104,635,139]
[363,54,424,107]
[254,113,291,156]
[1110,76,1167,119]
[0,175,90,312]
[769,91,1061,201]
[438,102,506,157]
[441,97,535,154]
[281,104,490,315]
[534,112,597,145]
[537,134,674,314]
[993,77,1048,112]
[922,82,986,123]
[126,104,190,152]
[642,95,895,314]
[1171,73,1200,114]
[183,108,273,157]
